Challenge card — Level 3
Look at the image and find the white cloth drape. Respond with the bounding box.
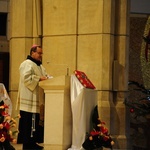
[68,75,97,150]
[0,83,12,115]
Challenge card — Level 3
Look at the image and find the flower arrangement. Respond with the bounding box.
[0,100,19,150]
[82,106,114,150]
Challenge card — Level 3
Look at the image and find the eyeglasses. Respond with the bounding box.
[35,51,43,55]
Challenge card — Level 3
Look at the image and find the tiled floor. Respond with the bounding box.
[12,143,44,150]
[12,143,71,150]
[12,144,126,150]
[12,144,127,150]
[12,144,74,150]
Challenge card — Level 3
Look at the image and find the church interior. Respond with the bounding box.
[0,0,150,150]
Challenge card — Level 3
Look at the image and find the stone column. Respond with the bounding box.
[99,0,130,149]
[9,0,42,117]
[76,0,130,149]
[112,0,131,149]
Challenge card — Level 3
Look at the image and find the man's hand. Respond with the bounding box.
[40,76,47,81]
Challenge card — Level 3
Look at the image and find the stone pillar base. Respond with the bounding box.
[112,135,132,150]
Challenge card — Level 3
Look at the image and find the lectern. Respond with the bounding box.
[39,75,72,150]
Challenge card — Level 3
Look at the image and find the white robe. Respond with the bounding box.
[17,59,47,113]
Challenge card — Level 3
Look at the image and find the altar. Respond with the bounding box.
[39,75,97,150]
[68,75,97,150]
